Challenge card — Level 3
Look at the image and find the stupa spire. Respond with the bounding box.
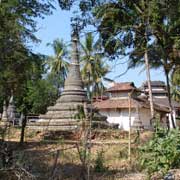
[71,27,80,64]
[59,27,87,102]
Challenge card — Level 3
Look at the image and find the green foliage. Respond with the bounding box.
[17,79,58,115]
[80,32,109,98]
[94,149,107,173]
[140,128,180,176]
[0,0,54,42]
[74,105,86,121]
[171,67,180,102]
[0,0,54,112]
[46,38,69,91]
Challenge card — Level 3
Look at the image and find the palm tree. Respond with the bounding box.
[80,33,109,99]
[127,0,180,128]
[47,39,69,94]
[94,0,155,120]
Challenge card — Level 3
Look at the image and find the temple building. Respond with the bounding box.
[94,82,170,130]
[141,81,180,128]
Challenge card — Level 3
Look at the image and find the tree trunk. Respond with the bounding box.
[20,115,27,145]
[144,49,155,121]
[164,69,176,128]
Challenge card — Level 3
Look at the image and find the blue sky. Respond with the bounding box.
[32,5,166,87]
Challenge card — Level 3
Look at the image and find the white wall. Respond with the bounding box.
[100,108,153,131]
[168,110,177,128]
[100,109,135,131]
[138,108,151,129]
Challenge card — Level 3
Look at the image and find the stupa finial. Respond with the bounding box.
[71,23,80,65]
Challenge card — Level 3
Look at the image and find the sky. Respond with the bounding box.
[32,4,166,88]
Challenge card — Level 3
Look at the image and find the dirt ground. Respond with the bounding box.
[0,128,154,180]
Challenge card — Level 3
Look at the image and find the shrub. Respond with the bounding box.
[94,149,107,172]
[140,128,180,176]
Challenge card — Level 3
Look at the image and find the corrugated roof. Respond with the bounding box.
[154,97,180,108]
[142,81,166,87]
[144,90,168,94]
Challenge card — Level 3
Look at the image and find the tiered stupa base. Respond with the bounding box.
[28,101,86,131]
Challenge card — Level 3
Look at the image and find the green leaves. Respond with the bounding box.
[0,0,55,114]
[80,32,109,98]
[140,128,180,176]
[46,39,69,95]
[171,67,180,102]
[17,79,58,115]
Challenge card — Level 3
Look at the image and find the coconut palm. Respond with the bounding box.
[47,39,69,94]
[80,33,109,99]
[94,0,156,120]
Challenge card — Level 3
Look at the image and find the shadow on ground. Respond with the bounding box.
[0,140,144,180]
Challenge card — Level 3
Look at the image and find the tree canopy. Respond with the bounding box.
[0,0,55,113]
[80,32,109,98]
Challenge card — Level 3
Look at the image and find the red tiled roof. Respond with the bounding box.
[93,96,109,101]
[93,98,137,109]
[93,97,170,113]
[106,82,136,92]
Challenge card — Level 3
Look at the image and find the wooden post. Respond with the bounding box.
[144,32,155,125]
[128,93,131,162]
[49,150,60,180]
[87,94,93,180]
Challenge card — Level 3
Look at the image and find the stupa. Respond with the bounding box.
[1,101,9,126]
[7,96,17,124]
[28,29,88,131]
[1,94,22,126]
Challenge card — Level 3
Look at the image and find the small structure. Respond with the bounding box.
[1,101,8,125]
[7,95,19,125]
[141,81,180,128]
[141,81,168,97]
[1,96,20,126]
[94,82,169,130]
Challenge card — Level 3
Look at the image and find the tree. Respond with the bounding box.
[0,0,55,144]
[149,0,180,128]
[46,39,69,95]
[93,0,156,120]
[80,32,109,99]
[18,79,58,115]
[171,67,180,102]
[0,0,54,104]
[126,0,180,127]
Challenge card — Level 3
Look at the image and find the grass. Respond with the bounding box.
[0,127,153,180]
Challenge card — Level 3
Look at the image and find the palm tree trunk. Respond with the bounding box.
[164,69,176,128]
[144,49,155,122]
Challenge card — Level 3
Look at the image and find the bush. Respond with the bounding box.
[94,150,107,172]
[140,128,180,176]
